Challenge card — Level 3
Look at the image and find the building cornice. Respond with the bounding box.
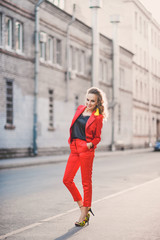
[133,104,149,111]
[119,88,132,95]
[124,0,160,30]
[0,0,34,20]
[40,18,91,48]
[0,48,34,63]
[43,1,92,35]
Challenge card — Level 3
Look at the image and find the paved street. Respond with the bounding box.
[0,151,160,239]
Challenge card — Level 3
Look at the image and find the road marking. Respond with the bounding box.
[0,223,42,240]
[93,176,160,204]
[0,176,160,239]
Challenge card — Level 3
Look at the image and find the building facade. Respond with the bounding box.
[63,0,160,147]
[0,0,156,158]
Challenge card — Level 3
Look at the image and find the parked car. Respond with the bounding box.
[154,139,160,151]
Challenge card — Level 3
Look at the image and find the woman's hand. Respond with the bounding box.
[87,142,93,149]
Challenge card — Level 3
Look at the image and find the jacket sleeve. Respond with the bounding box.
[91,115,103,146]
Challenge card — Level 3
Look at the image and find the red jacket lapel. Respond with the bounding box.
[86,110,96,129]
[70,105,86,128]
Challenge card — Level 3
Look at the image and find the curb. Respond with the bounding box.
[0,148,154,170]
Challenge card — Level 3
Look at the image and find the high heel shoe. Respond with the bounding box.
[84,208,94,224]
[88,208,95,216]
[75,206,89,227]
[75,219,86,227]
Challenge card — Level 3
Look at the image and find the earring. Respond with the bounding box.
[94,107,99,116]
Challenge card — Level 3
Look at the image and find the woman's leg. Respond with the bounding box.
[63,152,82,202]
[80,151,95,207]
[78,150,95,222]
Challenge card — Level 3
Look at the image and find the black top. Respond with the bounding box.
[71,114,90,141]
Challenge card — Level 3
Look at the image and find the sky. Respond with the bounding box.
[139,0,160,24]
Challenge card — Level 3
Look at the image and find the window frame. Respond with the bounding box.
[48,36,53,63]
[48,89,55,130]
[5,79,15,129]
[56,38,62,66]
[5,16,13,49]
[15,21,23,53]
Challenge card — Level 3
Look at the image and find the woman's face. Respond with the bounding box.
[85,93,98,112]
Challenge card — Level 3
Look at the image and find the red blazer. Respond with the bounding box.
[68,105,103,149]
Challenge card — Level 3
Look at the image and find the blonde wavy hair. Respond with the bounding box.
[86,87,109,121]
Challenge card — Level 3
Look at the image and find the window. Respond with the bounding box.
[70,46,75,70]
[140,81,142,100]
[139,48,142,66]
[6,80,14,125]
[81,50,85,74]
[120,68,125,87]
[78,50,85,74]
[146,23,148,39]
[75,48,79,71]
[155,59,157,75]
[78,50,82,73]
[118,104,121,134]
[135,44,137,62]
[47,0,64,9]
[15,21,23,52]
[40,32,47,61]
[152,87,154,104]
[104,62,108,83]
[143,21,146,38]
[152,57,154,73]
[155,32,157,47]
[48,89,54,129]
[40,42,46,60]
[139,17,142,34]
[5,16,12,49]
[48,37,53,62]
[69,46,73,69]
[56,39,62,65]
[135,12,137,30]
[0,13,2,46]
[99,60,103,81]
[99,60,108,82]
[144,83,147,102]
[136,79,138,98]
[144,51,146,69]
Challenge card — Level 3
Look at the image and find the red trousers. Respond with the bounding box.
[63,139,95,207]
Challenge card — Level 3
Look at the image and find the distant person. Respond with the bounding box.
[63,87,108,227]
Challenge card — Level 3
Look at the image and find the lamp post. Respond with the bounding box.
[110,15,120,151]
[33,0,45,156]
[89,0,102,87]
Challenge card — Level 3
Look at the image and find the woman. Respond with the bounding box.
[63,87,108,227]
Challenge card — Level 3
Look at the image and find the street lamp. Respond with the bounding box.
[110,15,120,151]
[89,0,102,87]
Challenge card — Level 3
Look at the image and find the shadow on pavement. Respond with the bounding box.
[54,226,86,240]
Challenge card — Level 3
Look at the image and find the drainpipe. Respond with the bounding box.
[33,0,45,156]
[89,0,102,87]
[110,15,120,151]
[65,4,76,102]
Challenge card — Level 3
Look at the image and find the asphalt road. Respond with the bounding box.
[0,151,160,239]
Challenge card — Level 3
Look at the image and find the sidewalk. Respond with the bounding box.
[0,148,153,169]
